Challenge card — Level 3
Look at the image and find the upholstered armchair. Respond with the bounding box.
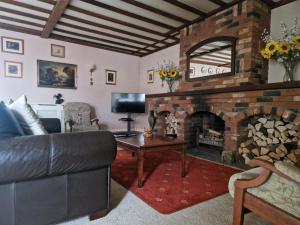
[64,102,100,132]
[228,159,300,225]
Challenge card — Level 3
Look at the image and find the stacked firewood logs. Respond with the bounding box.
[239,115,298,165]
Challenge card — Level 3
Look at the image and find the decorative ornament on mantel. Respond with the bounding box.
[89,64,97,86]
[261,18,300,82]
[157,60,182,92]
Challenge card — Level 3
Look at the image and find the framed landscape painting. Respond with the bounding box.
[37,60,77,89]
[4,61,23,78]
[1,37,24,54]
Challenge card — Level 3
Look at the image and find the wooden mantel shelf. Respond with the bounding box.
[146,81,300,98]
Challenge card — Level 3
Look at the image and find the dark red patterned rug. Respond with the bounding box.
[111,150,240,214]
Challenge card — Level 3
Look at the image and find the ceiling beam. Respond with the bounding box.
[0,7,47,21]
[0,15,44,28]
[53,28,151,52]
[41,0,71,38]
[120,0,190,24]
[62,14,167,44]
[208,0,228,7]
[0,22,41,36]
[162,0,207,17]
[68,5,179,41]
[0,0,51,13]
[57,21,155,47]
[50,34,143,56]
[80,0,176,30]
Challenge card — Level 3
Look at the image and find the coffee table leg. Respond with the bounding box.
[181,144,186,177]
[137,149,145,188]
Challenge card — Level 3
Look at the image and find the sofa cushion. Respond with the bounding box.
[8,95,47,135]
[0,103,25,140]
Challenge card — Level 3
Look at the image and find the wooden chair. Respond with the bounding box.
[229,159,300,225]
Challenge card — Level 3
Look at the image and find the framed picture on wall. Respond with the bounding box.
[105,69,116,85]
[51,44,65,58]
[1,37,24,54]
[37,60,77,89]
[4,61,23,78]
[147,69,154,83]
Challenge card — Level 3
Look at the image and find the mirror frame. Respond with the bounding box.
[185,36,237,81]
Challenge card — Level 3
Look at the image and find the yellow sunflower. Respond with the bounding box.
[261,49,271,59]
[278,42,291,54]
[293,35,300,46]
[159,70,167,77]
[170,70,177,77]
[265,40,278,55]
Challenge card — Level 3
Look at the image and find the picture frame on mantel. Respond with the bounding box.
[147,69,154,83]
[105,69,117,85]
[4,61,23,78]
[37,60,77,89]
[1,37,24,55]
[51,44,65,58]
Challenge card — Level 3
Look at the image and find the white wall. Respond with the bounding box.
[268,1,300,83]
[0,29,141,131]
[136,44,180,129]
[138,44,180,94]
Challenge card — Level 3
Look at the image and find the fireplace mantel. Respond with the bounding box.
[146,81,300,98]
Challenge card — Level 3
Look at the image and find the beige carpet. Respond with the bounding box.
[57,180,271,225]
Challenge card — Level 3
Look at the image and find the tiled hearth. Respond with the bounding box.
[147,82,300,165]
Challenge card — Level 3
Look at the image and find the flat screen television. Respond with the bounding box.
[111,92,145,113]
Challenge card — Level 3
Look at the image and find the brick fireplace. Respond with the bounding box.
[147,84,300,156]
[146,0,300,164]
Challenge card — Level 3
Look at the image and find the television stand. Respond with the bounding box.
[118,113,134,133]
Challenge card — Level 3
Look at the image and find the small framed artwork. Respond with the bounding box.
[1,37,24,54]
[51,44,65,58]
[190,67,195,76]
[147,69,154,83]
[105,70,117,85]
[4,61,23,78]
[37,60,77,89]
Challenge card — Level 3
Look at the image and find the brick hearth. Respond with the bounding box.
[147,82,300,157]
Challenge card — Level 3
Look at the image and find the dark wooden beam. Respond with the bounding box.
[162,0,207,17]
[50,34,143,56]
[41,0,71,38]
[0,15,44,28]
[0,0,51,13]
[120,0,190,24]
[57,21,155,47]
[53,28,151,52]
[80,0,176,30]
[62,14,164,44]
[208,0,228,7]
[0,7,47,21]
[68,5,179,41]
[0,22,41,36]
[272,0,296,8]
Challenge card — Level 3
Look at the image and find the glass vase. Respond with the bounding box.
[283,62,298,82]
[166,78,175,93]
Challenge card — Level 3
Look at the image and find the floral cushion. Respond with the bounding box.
[229,163,300,218]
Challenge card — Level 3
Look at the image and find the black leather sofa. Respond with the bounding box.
[0,131,117,225]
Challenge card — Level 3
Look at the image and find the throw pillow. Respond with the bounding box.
[8,95,48,135]
[0,102,25,139]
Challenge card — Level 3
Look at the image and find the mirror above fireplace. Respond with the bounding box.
[186,36,237,81]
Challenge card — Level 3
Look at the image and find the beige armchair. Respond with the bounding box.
[228,159,300,225]
[63,102,100,132]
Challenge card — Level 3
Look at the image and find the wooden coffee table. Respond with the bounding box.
[115,133,187,188]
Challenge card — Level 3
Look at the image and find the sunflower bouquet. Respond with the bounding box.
[261,18,300,81]
[157,60,181,92]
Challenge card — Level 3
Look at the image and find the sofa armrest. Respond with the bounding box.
[0,131,117,184]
